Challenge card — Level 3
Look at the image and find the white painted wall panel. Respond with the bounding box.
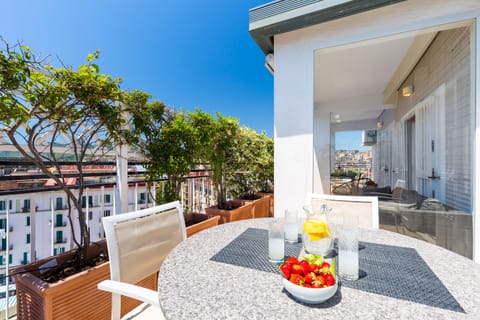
[274,35,314,218]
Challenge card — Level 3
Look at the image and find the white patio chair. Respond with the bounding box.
[308,193,379,229]
[98,201,186,320]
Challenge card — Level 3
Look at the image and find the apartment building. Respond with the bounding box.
[0,183,154,285]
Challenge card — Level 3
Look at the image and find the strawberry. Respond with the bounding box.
[303,283,313,288]
[285,257,299,265]
[304,272,316,284]
[321,262,331,274]
[300,259,310,275]
[279,263,291,279]
[324,274,335,286]
[291,264,303,274]
[289,273,304,286]
[314,274,326,286]
[309,263,320,274]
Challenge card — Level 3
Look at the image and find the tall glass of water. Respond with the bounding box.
[284,209,299,243]
[268,219,285,263]
[338,215,359,281]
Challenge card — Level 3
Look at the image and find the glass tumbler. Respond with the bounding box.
[338,215,359,281]
[268,219,285,263]
[284,209,299,243]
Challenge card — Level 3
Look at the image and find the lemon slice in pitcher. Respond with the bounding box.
[303,220,331,241]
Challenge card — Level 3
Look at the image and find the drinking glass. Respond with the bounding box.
[284,209,299,243]
[268,219,285,263]
[338,215,359,281]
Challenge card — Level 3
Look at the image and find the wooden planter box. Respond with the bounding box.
[13,241,156,320]
[251,195,271,218]
[185,213,221,237]
[257,192,274,217]
[237,194,272,218]
[205,200,254,224]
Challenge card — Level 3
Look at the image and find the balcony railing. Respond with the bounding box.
[0,173,216,318]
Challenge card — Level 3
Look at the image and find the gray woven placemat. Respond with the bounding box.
[210,227,464,313]
[210,227,302,273]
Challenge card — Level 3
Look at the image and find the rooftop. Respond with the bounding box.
[249,0,404,54]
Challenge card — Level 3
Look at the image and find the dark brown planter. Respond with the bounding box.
[13,241,156,320]
[205,200,254,224]
[185,213,220,237]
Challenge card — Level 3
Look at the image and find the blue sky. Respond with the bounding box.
[0,0,273,135]
[335,131,371,151]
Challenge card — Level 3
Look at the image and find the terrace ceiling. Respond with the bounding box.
[314,32,418,124]
[250,0,480,126]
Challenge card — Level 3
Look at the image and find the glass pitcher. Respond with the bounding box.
[302,204,333,256]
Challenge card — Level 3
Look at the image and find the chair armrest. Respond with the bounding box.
[98,279,160,307]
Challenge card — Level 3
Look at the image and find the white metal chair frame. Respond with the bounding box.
[307,193,379,229]
[98,201,186,320]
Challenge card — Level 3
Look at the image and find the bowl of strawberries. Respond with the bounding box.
[280,254,338,304]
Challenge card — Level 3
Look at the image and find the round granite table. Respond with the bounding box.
[158,218,480,320]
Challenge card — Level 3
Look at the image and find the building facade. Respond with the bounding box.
[250,0,480,262]
[0,183,153,285]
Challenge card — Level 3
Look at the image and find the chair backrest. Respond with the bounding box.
[308,193,379,229]
[102,201,186,285]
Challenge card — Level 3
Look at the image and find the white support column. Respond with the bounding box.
[274,39,315,218]
[112,185,117,215]
[85,188,89,231]
[134,183,138,211]
[313,106,333,194]
[115,145,129,214]
[100,186,105,219]
[50,194,54,256]
[473,17,480,263]
[152,182,157,206]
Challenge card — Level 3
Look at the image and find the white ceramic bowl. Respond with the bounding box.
[282,277,338,304]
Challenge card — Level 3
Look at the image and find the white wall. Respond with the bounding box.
[273,34,315,218]
[313,106,331,195]
[474,16,480,263]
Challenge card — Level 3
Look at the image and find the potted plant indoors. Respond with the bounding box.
[1,42,152,319]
